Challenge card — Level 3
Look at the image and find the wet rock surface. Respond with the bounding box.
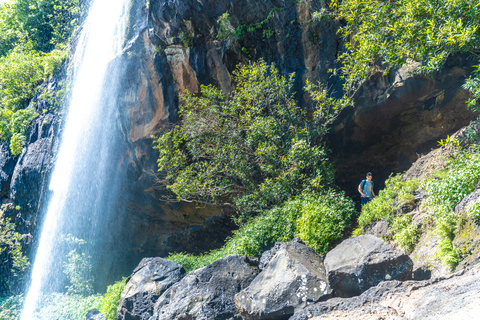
[151,255,259,320]
[235,240,332,320]
[324,235,413,298]
[9,113,57,235]
[117,257,186,320]
[0,142,15,199]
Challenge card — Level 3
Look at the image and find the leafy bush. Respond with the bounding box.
[0,293,102,320]
[388,215,420,253]
[154,60,349,219]
[296,191,356,253]
[420,148,480,268]
[99,278,127,320]
[0,216,29,295]
[63,249,94,296]
[0,0,83,152]
[0,107,37,155]
[424,149,480,210]
[0,295,23,320]
[331,0,480,98]
[0,0,86,55]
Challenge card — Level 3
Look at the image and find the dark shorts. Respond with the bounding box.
[361,196,373,206]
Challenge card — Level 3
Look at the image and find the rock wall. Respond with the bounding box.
[101,0,344,260]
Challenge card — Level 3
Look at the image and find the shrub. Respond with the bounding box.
[58,234,95,296]
[296,191,356,253]
[63,249,94,296]
[388,215,420,253]
[99,278,127,320]
[0,216,29,295]
[0,295,23,320]
[154,60,349,220]
[0,107,37,155]
[424,149,480,210]
[331,0,480,100]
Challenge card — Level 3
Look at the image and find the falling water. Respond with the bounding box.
[21,0,129,318]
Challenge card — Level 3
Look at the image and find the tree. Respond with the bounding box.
[330,0,480,105]
[154,60,349,219]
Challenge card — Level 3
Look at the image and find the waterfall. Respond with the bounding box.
[21,0,129,318]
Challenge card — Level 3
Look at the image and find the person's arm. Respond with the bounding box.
[371,189,375,197]
[358,184,366,197]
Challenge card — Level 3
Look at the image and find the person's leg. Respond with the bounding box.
[361,197,367,206]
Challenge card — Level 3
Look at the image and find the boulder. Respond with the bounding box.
[235,240,332,320]
[290,263,480,320]
[324,235,413,298]
[85,308,106,320]
[0,142,15,199]
[151,255,259,320]
[117,257,186,320]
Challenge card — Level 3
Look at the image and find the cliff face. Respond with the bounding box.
[0,0,478,274]
[104,0,343,260]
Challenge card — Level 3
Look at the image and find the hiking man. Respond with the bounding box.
[358,172,375,205]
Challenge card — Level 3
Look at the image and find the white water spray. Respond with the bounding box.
[21,0,128,318]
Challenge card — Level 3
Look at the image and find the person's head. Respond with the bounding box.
[366,172,372,181]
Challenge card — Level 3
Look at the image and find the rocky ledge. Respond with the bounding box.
[94,234,480,320]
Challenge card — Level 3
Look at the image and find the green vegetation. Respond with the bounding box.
[58,235,95,296]
[0,295,23,320]
[0,216,30,295]
[332,0,480,106]
[99,278,127,320]
[0,0,86,155]
[34,293,102,320]
[155,60,349,221]
[0,277,126,320]
[356,174,419,228]
[355,142,480,270]
[467,200,480,221]
[0,293,103,320]
[168,190,355,273]
[216,8,284,42]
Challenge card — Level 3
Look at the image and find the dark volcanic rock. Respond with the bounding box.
[324,235,413,298]
[151,254,259,320]
[290,263,480,320]
[0,142,15,199]
[9,114,56,234]
[235,240,332,320]
[86,308,106,320]
[117,257,185,320]
[114,0,343,258]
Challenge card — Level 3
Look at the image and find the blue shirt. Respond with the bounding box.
[361,180,374,198]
